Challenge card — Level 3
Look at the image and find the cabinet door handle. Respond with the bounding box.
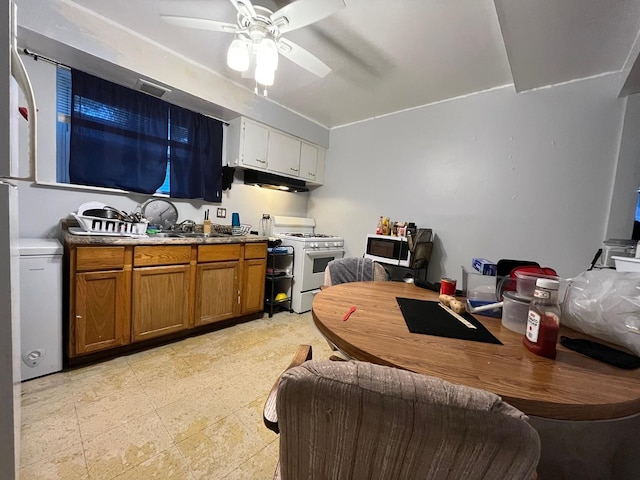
[76,315,82,319]
[308,172,315,177]
[290,167,299,172]
[256,158,266,164]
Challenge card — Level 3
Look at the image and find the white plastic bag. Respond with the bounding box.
[561,270,640,355]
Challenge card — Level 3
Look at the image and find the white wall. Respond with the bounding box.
[309,75,627,282]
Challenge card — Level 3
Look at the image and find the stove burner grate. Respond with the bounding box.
[283,233,336,239]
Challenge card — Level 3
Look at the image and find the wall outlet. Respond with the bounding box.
[217,208,226,218]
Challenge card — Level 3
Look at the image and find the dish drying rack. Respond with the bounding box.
[72,213,148,236]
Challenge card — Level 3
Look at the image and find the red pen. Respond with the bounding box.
[343,306,356,321]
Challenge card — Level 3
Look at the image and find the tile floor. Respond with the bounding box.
[19,311,334,479]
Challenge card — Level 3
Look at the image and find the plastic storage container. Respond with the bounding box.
[461,266,501,317]
[514,270,560,298]
[461,266,497,297]
[598,239,635,267]
[501,291,530,334]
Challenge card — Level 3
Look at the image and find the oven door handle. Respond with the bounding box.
[305,249,345,258]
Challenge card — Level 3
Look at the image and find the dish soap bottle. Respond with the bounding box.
[523,278,561,359]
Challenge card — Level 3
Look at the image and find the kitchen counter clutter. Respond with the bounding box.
[62,225,268,364]
[63,228,267,246]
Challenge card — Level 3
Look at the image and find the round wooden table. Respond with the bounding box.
[312,281,640,421]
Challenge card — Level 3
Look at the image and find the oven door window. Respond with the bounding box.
[312,255,334,274]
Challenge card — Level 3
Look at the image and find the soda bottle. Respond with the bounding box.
[523,278,561,359]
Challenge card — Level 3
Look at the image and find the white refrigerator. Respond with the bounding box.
[0,1,37,477]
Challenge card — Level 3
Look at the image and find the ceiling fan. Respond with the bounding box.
[161,0,345,92]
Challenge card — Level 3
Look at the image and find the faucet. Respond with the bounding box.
[171,219,196,233]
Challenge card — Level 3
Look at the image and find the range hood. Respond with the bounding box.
[243,170,309,193]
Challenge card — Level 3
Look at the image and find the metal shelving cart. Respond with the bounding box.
[265,245,294,318]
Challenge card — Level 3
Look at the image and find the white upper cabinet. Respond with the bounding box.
[227,117,269,170]
[227,116,325,185]
[268,130,301,177]
[241,120,269,169]
[299,142,318,182]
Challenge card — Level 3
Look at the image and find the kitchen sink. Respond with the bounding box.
[178,232,226,237]
[150,232,183,238]
[150,232,225,238]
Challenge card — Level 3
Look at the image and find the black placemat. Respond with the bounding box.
[396,297,502,345]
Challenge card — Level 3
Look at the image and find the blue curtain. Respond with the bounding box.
[169,105,223,202]
[69,70,169,194]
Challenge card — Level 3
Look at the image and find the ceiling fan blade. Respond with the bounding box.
[278,37,331,78]
[229,0,256,19]
[271,0,345,34]
[161,15,238,33]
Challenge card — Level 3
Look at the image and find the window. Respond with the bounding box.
[56,67,222,201]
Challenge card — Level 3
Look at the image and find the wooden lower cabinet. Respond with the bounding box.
[242,258,266,314]
[132,264,191,341]
[67,241,268,359]
[74,270,129,355]
[242,243,267,314]
[195,261,240,326]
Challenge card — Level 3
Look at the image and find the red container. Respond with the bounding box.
[440,278,457,296]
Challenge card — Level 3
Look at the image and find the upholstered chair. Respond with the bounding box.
[264,346,540,480]
[323,257,389,287]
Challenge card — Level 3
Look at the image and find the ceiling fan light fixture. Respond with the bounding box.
[163,0,343,88]
[257,36,279,71]
[255,62,275,86]
[227,37,249,72]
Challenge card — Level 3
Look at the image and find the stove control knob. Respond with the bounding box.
[310,242,317,248]
[333,242,340,247]
[324,242,329,247]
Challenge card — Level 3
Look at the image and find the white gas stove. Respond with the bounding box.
[271,216,345,313]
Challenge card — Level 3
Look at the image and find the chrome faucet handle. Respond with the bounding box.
[173,219,196,233]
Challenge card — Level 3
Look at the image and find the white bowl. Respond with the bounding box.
[612,256,640,272]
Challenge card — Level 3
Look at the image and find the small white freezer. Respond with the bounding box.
[19,238,63,381]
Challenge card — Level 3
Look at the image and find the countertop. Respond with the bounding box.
[61,224,268,246]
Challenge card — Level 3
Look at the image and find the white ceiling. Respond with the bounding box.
[22,0,640,128]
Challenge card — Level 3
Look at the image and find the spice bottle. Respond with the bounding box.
[376,216,384,235]
[523,278,561,359]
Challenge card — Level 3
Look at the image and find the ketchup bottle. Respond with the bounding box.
[523,278,561,359]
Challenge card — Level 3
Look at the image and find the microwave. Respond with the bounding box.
[364,234,411,267]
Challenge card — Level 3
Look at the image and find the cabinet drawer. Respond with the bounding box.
[198,244,242,263]
[245,242,267,260]
[134,246,192,266]
[76,247,125,272]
